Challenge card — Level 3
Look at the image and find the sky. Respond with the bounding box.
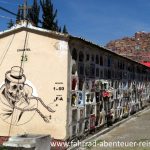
[0,0,150,46]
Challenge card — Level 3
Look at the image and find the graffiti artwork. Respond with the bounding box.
[0,66,55,125]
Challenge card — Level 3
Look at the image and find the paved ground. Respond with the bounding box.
[82,108,150,150]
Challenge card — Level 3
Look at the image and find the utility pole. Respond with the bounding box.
[19,0,31,20]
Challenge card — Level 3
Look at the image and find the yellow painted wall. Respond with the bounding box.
[0,30,69,140]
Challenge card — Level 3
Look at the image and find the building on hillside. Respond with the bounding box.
[0,21,150,144]
[106,32,150,66]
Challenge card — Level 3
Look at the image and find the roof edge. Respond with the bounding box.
[69,36,150,69]
[0,22,69,41]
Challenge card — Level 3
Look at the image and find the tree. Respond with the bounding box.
[28,0,40,26]
[16,6,21,23]
[14,0,68,33]
[62,25,68,34]
[7,19,14,28]
[40,0,59,31]
[15,5,24,23]
[58,26,61,32]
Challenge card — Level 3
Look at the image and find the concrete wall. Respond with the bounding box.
[67,38,150,140]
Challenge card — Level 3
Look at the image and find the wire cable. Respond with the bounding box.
[8,21,29,136]
[0,34,15,67]
[20,22,29,69]
[0,5,44,27]
[0,33,16,136]
[0,6,18,16]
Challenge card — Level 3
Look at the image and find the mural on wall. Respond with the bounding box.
[0,66,55,125]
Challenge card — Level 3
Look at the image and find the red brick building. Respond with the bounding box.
[106,32,150,66]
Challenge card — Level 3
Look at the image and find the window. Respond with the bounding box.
[79,51,84,62]
[72,109,77,122]
[100,70,103,78]
[86,105,91,116]
[90,105,95,114]
[79,78,84,90]
[72,78,77,90]
[96,55,99,64]
[100,56,103,66]
[108,69,111,79]
[104,83,107,90]
[108,57,111,67]
[85,64,90,76]
[71,93,77,106]
[115,81,118,89]
[104,57,107,66]
[119,71,122,79]
[90,64,95,77]
[77,91,84,106]
[80,109,84,119]
[122,62,125,70]
[91,54,95,62]
[78,63,84,76]
[118,61,120,69]
[96,68,99,77]
[72,125,76,136]
[111,70,114,78]
[72,48,77,60]
[86,54,90,61]
[111,81,114,87]
[104,69,108,79]
[72,63,77,75]
[85,93,90,103]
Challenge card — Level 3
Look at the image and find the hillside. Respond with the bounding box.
[105,32,150,63]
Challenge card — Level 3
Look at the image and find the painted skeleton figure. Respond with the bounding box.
[0,66,55,125]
